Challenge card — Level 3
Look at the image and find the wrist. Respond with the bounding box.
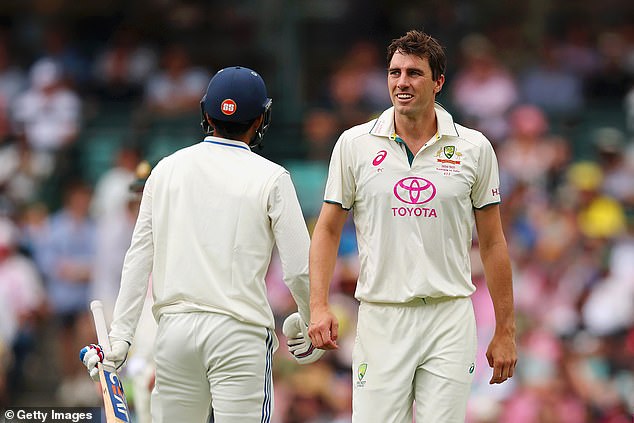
[310,303,330,314]
[494,323,516,337]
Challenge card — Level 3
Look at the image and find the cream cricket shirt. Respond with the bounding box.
[325,103,501,303]
[110,136,310,343]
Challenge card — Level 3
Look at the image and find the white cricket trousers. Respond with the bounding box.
[151,312,277,423]
[352,297,477,423]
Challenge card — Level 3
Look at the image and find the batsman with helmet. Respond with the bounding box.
[80,66,323,422]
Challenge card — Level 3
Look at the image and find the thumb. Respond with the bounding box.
[282,313,302,338]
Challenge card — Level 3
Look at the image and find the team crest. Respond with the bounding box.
[356,363,368,388]
[435,145,463,175]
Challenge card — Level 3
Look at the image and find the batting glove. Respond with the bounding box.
[106,338,131,370]
[282,312,325,364]
[79,344,104,381]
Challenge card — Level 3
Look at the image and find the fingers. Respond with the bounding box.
[287,337,307,354]
[79,344,104,382]
[308,321,338,350]
[488,357,517,384]
[330,319,339,343]
[86,352,102,369]
[89,367,101,381]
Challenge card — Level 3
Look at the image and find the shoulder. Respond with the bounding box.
[453,123,493,149]
[339,118,379,145]
[250,152,287,175]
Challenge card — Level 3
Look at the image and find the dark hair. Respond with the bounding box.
[387,30,447,81]
[211,118,256,139]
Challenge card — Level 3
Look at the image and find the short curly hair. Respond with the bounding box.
[387,30,446,81]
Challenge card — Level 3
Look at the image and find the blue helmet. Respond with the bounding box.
[200,66,272,148]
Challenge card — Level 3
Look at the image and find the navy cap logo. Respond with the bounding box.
[220,99,237,115]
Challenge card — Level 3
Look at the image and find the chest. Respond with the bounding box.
[353,139,478,207]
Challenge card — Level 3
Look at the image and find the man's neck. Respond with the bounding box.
[394,108,438,155]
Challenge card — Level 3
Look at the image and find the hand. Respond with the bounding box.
[106,339,131,370]
[486,330,517,384]
[307,306,338,350]
[79,344,104,381]
[282,313,325,364]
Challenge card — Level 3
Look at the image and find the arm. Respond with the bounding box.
[308,202,348,350]
[269,172,311,324]
[474,204,517,384]
[109,174,155,345]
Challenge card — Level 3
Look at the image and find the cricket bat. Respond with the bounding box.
[90,300,131,423]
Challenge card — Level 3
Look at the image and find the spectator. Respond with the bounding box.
[0,217,46,400]
[302,108,340,162]
[36,24,91,92]
[90,153,144,321]
[92,26,158,102]
[143,43,209,116]
[451,33,519,142]
[345,40,392,111]
[498,104,571,192]
[12,59,81,182]
[37,181,97,402]
[556,22,601,79]
[0,137,55,210]
[566,161,627,240]
[585,31,633,103]
[592,127,634,206]
[90,145,141,220]
[0,34,27,104]
[519,39,585,119]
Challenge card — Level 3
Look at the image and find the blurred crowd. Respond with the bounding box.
[0,3,633,423]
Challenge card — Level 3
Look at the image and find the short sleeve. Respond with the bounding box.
[471,136,501,209]
[324,132,355,210]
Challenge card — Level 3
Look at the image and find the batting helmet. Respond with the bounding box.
[200,66,272,148]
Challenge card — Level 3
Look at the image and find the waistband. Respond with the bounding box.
[362,296,466,307]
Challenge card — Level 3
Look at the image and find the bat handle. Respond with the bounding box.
[90,300,112,354]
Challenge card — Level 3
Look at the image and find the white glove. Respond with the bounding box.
[106,339,131,370]
[79,344,104,381]
[282,312,325,364]
[79,339,130,382]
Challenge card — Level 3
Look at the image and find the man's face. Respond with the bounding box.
[388,51,444,118]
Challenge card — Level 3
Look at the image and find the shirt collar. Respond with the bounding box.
[203,135,251,151]
[369,102,459,140]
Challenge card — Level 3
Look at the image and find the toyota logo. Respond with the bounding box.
[393,177,436,204]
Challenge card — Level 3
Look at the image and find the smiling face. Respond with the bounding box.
[388,51,444,120]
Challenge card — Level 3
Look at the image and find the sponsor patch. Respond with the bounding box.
[220,99,237,115]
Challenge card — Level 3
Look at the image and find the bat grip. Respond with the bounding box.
[90,300,112,354]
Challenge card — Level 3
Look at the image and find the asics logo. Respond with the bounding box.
[373,150,387,166]
[393,177,436,205]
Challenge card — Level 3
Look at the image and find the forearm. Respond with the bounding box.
[110,248,153,343]
[480,241,515,334]
[309,225,341,313]
[269,172,311,323]
[276,217,311,324]
[110,178,154,343]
